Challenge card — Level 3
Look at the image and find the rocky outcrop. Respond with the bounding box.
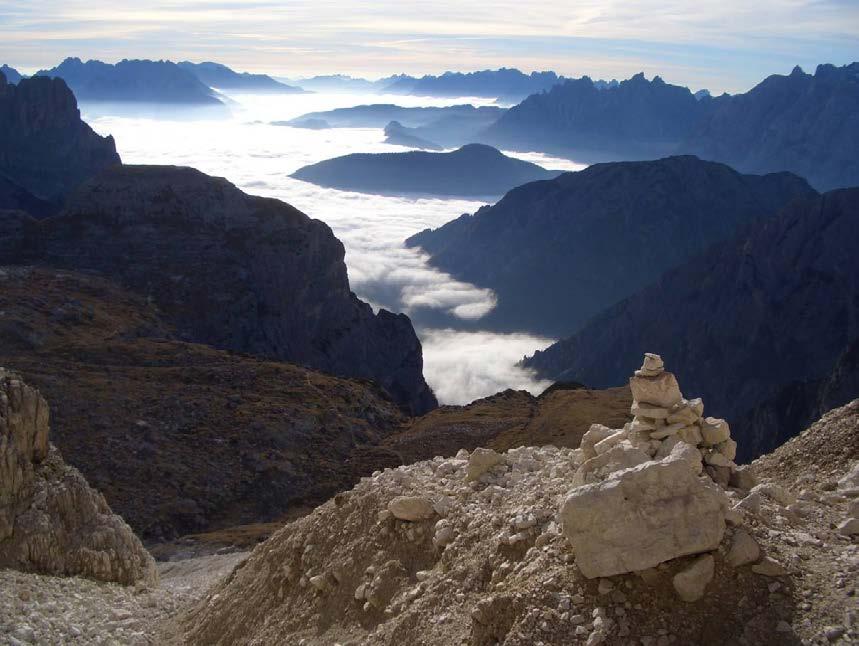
[408,155,816,335]
[560,354,735,579]
[1,166,436,414]
[0,367,156,585]
[180,355,849,646]
[0,70,120,206]
[684,63,859,191]
[292,144,559,197]
[525,188,859,459]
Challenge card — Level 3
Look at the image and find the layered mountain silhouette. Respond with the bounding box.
[524,188,859,459]
[0,64,21,84]
[284,103,504,147]
[385,68,564,101]
[483,63,859,190]
[483,73,709,161]
[178,61,304,93]
[383,121,443,150]
[0,166,437,415]
[0,70,120,208]
[683,63,859,191]
[292,144,560,197]
[407,156,816,335]
[36,57,222,104]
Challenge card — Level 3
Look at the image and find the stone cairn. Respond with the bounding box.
[560,353,741,593]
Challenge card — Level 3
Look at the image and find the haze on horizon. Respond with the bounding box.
[1,0,858,94]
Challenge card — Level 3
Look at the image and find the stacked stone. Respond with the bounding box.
[626,353,737,485]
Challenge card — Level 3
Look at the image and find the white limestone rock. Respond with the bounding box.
[571,442,651,487]
[631,401,670,419]
[466,448,503,482]
[388,496,436,521]
[560,458,728,578]
[629,372,682,409]
[580,425,618,460]
[700,418,730,446]
[726,530,760,567]
[672,554,714,602]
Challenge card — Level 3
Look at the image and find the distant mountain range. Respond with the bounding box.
[0,64,21,84]
[406,156,816,335]
[483,73,708,161]
[35,57,223,104]
[282,103,505,148]
[292,144,560,197]
[524,188,859,460]
[383,121,443,150]
[178,61,304,93]
[385,68,564,102]
[286,74,411,93]
[0,70,120,206]
[483,63,859,191]
[682,63,859,191]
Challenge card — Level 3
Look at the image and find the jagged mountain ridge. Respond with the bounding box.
[0,70,121,205]
[0,165,437,415]
[0,64,22,84]
[407,156,816,336]
[177,61,304,93]
[525,188,859,460]
[36,57,223,104]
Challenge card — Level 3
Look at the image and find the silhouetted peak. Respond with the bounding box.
[790,65,805,77]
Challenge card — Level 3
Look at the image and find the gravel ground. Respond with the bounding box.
[0,552,248,645]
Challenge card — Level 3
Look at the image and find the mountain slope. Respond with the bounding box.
[0,64,21,84]
[36,57,222,104]
[387,68,563,101]
[177,61,303,93]
[684,63,859,191]
[525,188,859,459]
[407,156,816,336]
[483,73,710,160]
[0,70,121,205]
[292,144,559,197]
[0,165,437,415]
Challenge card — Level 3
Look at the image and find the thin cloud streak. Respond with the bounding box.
[1,0,857,92]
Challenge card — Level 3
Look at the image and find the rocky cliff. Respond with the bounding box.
[0,166,436,414]
[525,188,859,459]
[684,63,859,191]
[0,367,156,585]
[408,156,816,336]
[0,70,120,206]
[292,144,560,197]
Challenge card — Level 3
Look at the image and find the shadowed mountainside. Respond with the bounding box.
[292,144,560,197]
[525,188,859,460]
[407,156,816,336]
[0,165,437,415]
[0,70,120,207]
[36,57,222,104]
[177,61,304,93]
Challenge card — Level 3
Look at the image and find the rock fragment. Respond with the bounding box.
[388,496,436,521]
[672,555,714,602]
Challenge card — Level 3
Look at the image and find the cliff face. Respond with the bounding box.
[2,166,436,415]
[525,189,859,459]
[684,63,859,191]
[407,156,816,336]
[0,71,121,205]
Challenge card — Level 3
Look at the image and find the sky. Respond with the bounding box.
[1,0,858,94]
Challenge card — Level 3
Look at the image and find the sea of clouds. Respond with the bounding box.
[84,91,583,404]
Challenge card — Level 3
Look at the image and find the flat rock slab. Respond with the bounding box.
[560,457,728,578]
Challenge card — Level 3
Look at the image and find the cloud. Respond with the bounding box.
[420,329,555,404]
[2,0,857,92]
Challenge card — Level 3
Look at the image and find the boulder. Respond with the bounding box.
[672,554,714,602]
[700,417,730,445]
[580,424,618,460]
[729,465,758,491]
[388,496,436,521]
[629,371,682,408]
[466,448,503,481]
[837,518,859,536]
[726,529,760,567]
[571,442,651,487]
[560,458,728,578]
[0,368,156,585]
